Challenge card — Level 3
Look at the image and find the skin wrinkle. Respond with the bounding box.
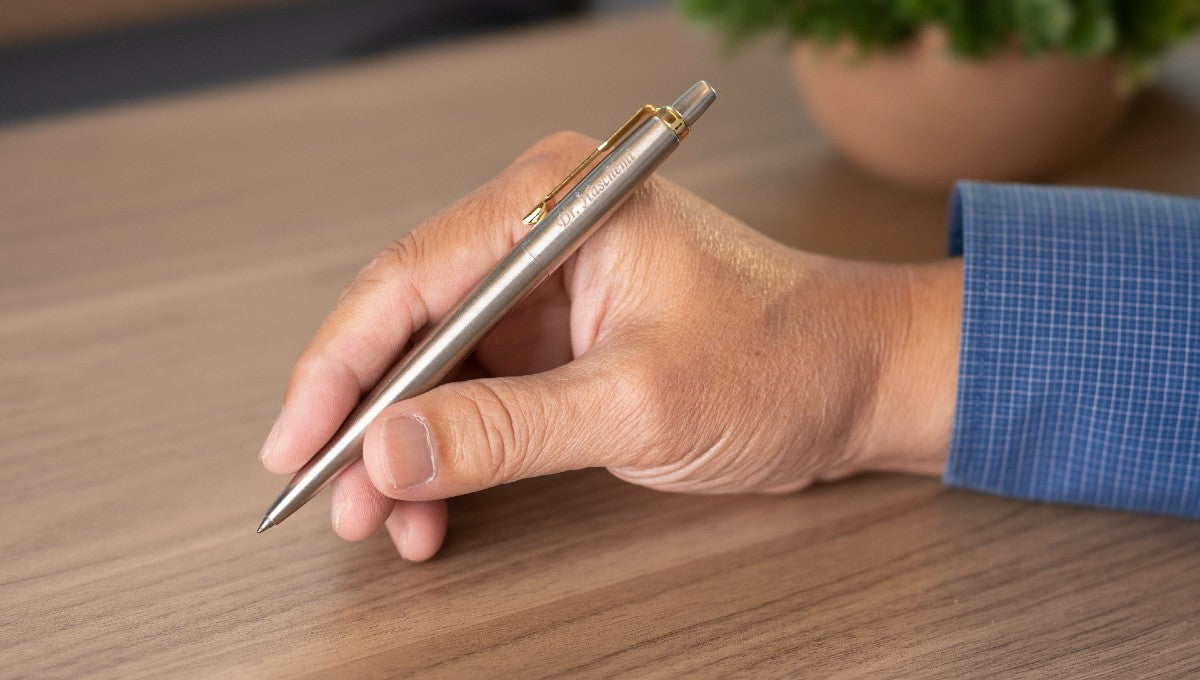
[607,228,868,493]
[594,242,845,485]
[854,268,909,467]
[473,381,523,488]
[266,132,957,559]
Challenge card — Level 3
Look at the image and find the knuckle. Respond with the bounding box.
[607,352,744,489]
[614,358,680,461]
[290,345,359,396]
[455,381,527,487]
[365,231,423,277]
[515,131,598,183]
[459,131,599,250]
[336,233,418,307]
[286,348,325,395]
[522,130,595,164]
[340,231,427,326]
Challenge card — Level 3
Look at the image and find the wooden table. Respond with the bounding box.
[4,8,1200,678]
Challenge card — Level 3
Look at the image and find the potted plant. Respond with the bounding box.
[681,0,1200,189]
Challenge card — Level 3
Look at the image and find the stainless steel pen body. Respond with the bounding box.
[259,81,715,532]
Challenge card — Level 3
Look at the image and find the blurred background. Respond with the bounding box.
[6,0,1197,189]
[0,0,669,124]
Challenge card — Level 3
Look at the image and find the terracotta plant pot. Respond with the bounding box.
[790,28,1130,189]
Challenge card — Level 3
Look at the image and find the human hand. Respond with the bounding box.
[258,132,962,560]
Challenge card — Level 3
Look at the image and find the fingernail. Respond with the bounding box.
[380,415,435,490]
[259,413,283,463]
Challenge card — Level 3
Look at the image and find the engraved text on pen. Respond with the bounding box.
[552,150,639,233]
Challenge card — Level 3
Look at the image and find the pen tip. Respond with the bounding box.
[257,517,274,534]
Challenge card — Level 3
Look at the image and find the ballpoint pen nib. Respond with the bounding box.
[256,517,274,534]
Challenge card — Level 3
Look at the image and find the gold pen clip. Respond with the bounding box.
[522,104,690,226]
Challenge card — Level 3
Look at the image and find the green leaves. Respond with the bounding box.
[1063,1,1118,55]
[1015,0,1074,54]
[680,0,1200,76]
[681,0,787,46]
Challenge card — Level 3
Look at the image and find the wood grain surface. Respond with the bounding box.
[3,8,1200,678]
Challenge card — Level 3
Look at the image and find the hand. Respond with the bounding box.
[258,132,962,561]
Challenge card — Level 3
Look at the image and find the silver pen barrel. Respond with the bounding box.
[259,81,716,531]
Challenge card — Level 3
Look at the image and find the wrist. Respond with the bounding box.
[859,258,962,476]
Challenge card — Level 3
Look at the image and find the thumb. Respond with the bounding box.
[361,355,644,501]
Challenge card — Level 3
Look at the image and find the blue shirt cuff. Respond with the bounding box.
[945,181,1200,518]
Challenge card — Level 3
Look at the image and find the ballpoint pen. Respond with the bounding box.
[257,80,716,533]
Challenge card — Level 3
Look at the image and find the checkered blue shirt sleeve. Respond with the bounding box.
[945,182,1200,518]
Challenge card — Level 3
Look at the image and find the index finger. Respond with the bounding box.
[259,131,598,474]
